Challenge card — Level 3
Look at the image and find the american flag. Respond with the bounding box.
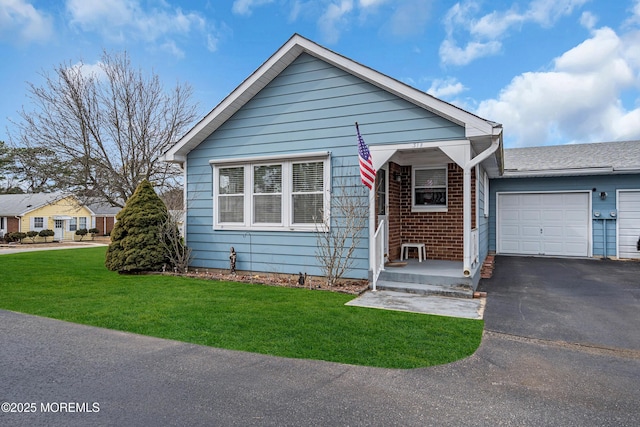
[356,123,376,190]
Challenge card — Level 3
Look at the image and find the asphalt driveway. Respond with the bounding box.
[1,256,639,426]
[480,256,640,351]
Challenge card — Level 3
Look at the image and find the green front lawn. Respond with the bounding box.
[0,247,483,368]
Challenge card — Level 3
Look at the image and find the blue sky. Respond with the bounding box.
[1,0,639,148]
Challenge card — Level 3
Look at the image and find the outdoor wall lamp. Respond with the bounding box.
[393,172,402,183]
[600,191,607,200]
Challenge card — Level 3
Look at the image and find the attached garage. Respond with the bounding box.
[618,190,640,260]
[497,192,590,257]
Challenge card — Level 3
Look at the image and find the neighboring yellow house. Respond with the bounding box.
[1,193,95,242]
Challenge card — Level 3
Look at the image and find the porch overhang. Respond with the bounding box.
[368,133,502,282]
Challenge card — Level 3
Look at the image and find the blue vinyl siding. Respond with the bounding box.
[489,174,640,258]
[185,53,464,278]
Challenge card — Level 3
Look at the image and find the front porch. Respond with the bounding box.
[371,258,480,298]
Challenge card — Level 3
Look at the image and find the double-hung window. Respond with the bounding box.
[33,217,44,229]
[212,153,329,231]
[412,167,448,211]
[218,167,245,224]
[69,217,77,232]
[292,162,324,225]
[253,164,282,224]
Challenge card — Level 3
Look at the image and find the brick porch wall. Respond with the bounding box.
[396,163,475,262]
[387,162,403,261]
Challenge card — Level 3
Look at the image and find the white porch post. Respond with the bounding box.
[440,143,472,276]
[368,187,376,285]
[462,165,472,276]
[368,149,397,285]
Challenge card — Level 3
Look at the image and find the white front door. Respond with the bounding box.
[54,219,64,241]
[497,192,590,257]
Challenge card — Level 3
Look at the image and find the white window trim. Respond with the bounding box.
[32,216,45,230]
[211,153,331,232]
[411,166,448,213]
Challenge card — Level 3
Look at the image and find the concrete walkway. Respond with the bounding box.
[0,241,108,255]
[346,290,485,319]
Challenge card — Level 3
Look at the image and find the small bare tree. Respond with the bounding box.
[315,180,369,286]
[159,210,192,274]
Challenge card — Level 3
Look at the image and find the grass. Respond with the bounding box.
[0,247,483,368]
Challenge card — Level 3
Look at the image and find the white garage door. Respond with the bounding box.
[618,190,640,259]
[498,192,590,257]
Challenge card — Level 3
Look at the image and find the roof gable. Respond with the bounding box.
[163,33,501,163]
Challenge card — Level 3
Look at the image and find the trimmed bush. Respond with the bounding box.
[105,180,169,273]
[75,228,88,241]
[39,229,55,242]
[26,231,39,243]
[10,232,27,243]
[88,228,99,239]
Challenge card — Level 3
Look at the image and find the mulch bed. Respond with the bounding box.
[172,270,371,295]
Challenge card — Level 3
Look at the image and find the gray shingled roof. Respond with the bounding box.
[503,140,640,177]
[84,198,121,216]
[0,192,68,216]
[0,193,122,216]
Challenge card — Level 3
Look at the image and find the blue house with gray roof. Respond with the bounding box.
[163,34,504,292]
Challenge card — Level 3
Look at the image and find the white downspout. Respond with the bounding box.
[462,135,501,276]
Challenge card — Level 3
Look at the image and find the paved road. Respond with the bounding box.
[1,256,639,426]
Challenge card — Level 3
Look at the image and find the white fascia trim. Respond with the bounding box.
[209,151,330,165]
[501,167,614,177]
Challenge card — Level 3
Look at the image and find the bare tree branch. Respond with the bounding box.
[9,50,197,206]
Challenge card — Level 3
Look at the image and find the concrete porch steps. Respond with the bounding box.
[374,280,474,299]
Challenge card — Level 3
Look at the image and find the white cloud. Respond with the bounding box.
[0,0,54,45]
[160,41,185,59]
[440,0,589,66]
[232,0,275,16]
[69,61,106,80]
[358,0,388,7]
[525,0,588,27]
[65,0,218,57]
[427,77,466,98]
[439,39,501,66]
[579,11,598,30]
[476,27,640,146]
[384,0,432,38]
[624,0,640,27]
[318,0,353,44]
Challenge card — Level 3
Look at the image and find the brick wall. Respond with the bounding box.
[398,163,475,262]
[95,216,115,236]
[7,217,19,234]
[375,162,476,262]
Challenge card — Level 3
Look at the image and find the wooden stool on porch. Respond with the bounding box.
[400,243,426,262]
